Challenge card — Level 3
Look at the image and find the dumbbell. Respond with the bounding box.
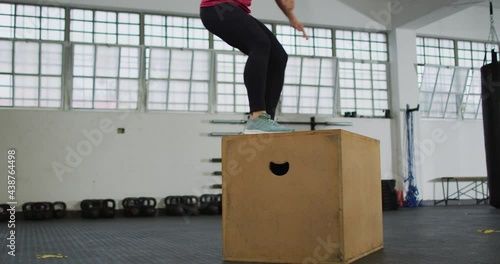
[138,197,157,217]
[81,200,101,219]
[199,195,219,215]
[165,196,184,216]
[0,204,9,222]
[122,198,141,217]
[100,199,116,218]
[22,203,34,220]
[52,202,67,219]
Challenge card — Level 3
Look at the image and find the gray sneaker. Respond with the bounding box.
[243,114,294,134]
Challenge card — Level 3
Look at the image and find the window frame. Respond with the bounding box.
[0,1,392,118]
[416,35,499,120]
[0,39,65,109]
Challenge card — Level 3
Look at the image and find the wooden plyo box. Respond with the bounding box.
[222,130,383,264]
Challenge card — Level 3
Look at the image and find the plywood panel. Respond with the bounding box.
[340,131,384,263]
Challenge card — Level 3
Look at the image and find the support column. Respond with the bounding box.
[388,28,420,193]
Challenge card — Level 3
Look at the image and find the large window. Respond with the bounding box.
[338,61,388,117]
[416,37,497,119]
[416,37,455,88]
[0,40,63,108]
[336,30,389,117]
[0,3,65,41]
[144,15,210,96]
[72,44,141,109]
[0,3,65,108]
[70,9,140,45]
[145,15,209,49]
[147,48,210,112]
[419,66,466,119]
[281,57,336,114]
[417,37,455,66]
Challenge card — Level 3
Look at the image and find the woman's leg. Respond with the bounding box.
[200,3,270,115]
[253,19,289,120]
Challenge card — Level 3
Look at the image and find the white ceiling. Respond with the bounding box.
[339,0,496,29]
[481,0,500,7]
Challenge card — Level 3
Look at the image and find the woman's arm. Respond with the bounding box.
[275,0,309,39]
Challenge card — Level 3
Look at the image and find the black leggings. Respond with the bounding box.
[200,3,288,118]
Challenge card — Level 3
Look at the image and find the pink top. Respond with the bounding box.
[200,0,252,14]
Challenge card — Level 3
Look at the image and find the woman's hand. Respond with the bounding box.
[275,0,309,40]
[289,16,309,40]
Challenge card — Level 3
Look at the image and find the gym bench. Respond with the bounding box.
[433,177,489,206]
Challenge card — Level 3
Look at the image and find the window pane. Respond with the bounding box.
[0,74,13,106]
[148,47,210,112]
[0,4,64,41]
[72,44,140,110]
[40,76,61,108]
[14,75,39,107]
[41,43,63,75]
[277,25,333,57]
[15,42,39,74]
[417,37,455,66]
[457,40,499,68]
[145,15,209,49]
[71,9,139,45]
[281,56,337,115]
[0,40,12,73]
[215,53,247,113]
[338,60,388,117]
[336,30,388,62]
[0,39,62,108]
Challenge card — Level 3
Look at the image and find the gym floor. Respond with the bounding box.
[1,205,499,264]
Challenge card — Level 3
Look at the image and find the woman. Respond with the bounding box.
[200,0,308,134]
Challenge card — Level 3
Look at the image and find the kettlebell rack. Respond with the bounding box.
[7,196,223,221]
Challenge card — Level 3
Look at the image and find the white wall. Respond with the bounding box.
[0,110,392,210]
[418,119,487,200]
[0,110,226,210]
